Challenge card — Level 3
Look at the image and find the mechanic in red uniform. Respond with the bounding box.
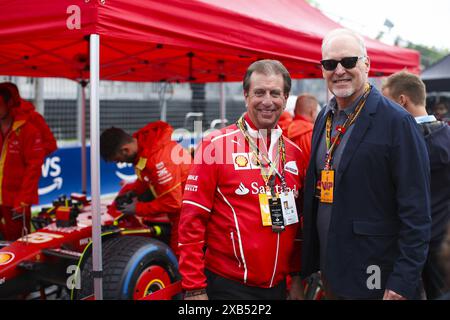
[277,110,293,135]
[287,94,319,167]
[0,82,57,157]
[178,60,307,300]
[100,122,192,255]
[0,86,45,241]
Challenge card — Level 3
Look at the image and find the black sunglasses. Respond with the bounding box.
[320,56,365,71]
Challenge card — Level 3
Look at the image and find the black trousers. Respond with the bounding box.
[205,269,286,300]
[422,247,447,300]
[321,273,424,300]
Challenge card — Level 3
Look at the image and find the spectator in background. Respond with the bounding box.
[383,70,450,299]
[433,101,449,122]
[0,82,57,156]
[0,86,45,240]
[287,94,319,166]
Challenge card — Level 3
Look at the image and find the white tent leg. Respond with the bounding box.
[160,82,168,122]
[220,81,226,128]
[34,78,45,115]
[90,34,103,300]
[77,82,87,194]
[160,98,167,122]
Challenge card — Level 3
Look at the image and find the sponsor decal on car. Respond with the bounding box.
[44,224,84,234]
[79,238,91,246]
[17,232,64,244]
[0,252,15,266]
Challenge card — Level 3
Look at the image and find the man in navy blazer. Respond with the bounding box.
[300,29,431,300]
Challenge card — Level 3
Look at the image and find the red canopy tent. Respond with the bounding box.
[0,0,419,82]
[0,0,420,299]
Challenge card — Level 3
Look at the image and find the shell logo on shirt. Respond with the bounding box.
[235,155,249,168]
[232,153,261,170]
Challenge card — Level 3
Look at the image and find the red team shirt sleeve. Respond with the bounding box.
[134,146,185,216]
[17,125,45,207]
[178,138,219,290]
[289,143,307,274]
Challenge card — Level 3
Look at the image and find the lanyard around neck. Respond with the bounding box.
[236,116,287,192]
[324,83,371,170]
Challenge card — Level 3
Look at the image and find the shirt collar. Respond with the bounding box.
[415,115,437,124]
[244,113,257,130]
[243,113,282,138]
[325,93,363,117]
[242,113,282,162]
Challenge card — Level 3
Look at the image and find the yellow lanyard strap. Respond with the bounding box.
[236,116,287,191]
[324,84,371,169]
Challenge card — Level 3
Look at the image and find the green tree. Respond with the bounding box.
[405,42,449,69]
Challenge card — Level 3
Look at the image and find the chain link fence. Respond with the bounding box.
[1,76,329,141]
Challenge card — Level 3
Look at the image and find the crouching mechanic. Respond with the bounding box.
[178,59,307,300]
[100,122,192,255]
[0,86,45,240]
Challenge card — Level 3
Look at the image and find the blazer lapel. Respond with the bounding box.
[336,88,380,184]
[311,108,329,162]
[304,107,329,208]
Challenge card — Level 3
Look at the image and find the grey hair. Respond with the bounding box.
[322,28,368,58]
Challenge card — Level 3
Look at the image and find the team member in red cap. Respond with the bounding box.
[0,86,45,240]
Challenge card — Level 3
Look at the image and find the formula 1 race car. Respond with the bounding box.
[0,193,181,300]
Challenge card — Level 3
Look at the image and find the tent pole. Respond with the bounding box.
[77,81,88,194]
[77,84,82,144]
[159,82,168,122]
[34,78,45,115]
[89,34,103,300]
[219,81,226,128]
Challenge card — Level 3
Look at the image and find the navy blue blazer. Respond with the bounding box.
[301,87,431,299]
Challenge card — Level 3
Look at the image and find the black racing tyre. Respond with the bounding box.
[75,236,180,300]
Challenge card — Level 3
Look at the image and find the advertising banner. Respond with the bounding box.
[38,145,136,205]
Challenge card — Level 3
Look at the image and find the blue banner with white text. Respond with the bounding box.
[38,145,136,205]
